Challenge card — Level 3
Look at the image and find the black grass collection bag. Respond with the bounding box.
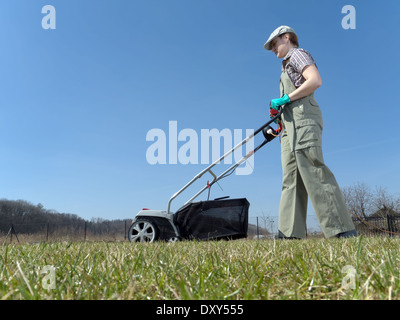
[174,198,249,240]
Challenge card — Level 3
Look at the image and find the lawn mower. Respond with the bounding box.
[128,109,283,242]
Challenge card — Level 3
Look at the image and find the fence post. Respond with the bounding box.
[256,217,259,240]
[6,224,20,244]
[386,213,393,237]
[46,223,49,242]
[84,221,87,241]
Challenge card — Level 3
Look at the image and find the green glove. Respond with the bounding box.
[270,94,290,110]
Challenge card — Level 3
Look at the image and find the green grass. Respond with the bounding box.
[1,237,400,300]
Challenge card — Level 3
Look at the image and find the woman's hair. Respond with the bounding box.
[280,32,299,47]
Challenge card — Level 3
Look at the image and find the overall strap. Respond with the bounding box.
[280,60,296,97]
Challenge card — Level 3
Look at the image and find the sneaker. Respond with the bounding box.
[336,229,357,238]
[276,230,300,240]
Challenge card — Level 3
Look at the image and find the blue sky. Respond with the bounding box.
[0,0,399,223]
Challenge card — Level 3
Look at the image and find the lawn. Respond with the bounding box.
[1,236,399,300]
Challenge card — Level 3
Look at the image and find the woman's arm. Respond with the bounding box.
[287,65,322,102]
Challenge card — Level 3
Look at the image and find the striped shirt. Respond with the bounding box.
[282,48,316,88]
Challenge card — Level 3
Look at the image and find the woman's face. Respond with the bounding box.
[271,34,291,59]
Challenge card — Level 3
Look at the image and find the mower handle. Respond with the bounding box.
[166,107,284,214]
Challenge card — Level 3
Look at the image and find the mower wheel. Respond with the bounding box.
[128,218,159,243]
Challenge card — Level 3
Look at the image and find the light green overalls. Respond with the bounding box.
[278,61,355,238]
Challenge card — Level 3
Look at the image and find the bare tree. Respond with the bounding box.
[343,182,400,219]
[371,186,400,218]
[342,182,373,219]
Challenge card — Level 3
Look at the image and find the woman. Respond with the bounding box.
[264,25,357,239]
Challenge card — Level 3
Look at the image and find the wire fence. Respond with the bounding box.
[248,214,400,238]
[1,214,399,244]
[351,214,400,237]
[0,220,131,244]
[0,216,322,243]
[248,215,322,239]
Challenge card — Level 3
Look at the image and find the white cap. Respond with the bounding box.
[264,25,297,50]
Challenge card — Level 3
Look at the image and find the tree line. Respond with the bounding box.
[0,199,130,236]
